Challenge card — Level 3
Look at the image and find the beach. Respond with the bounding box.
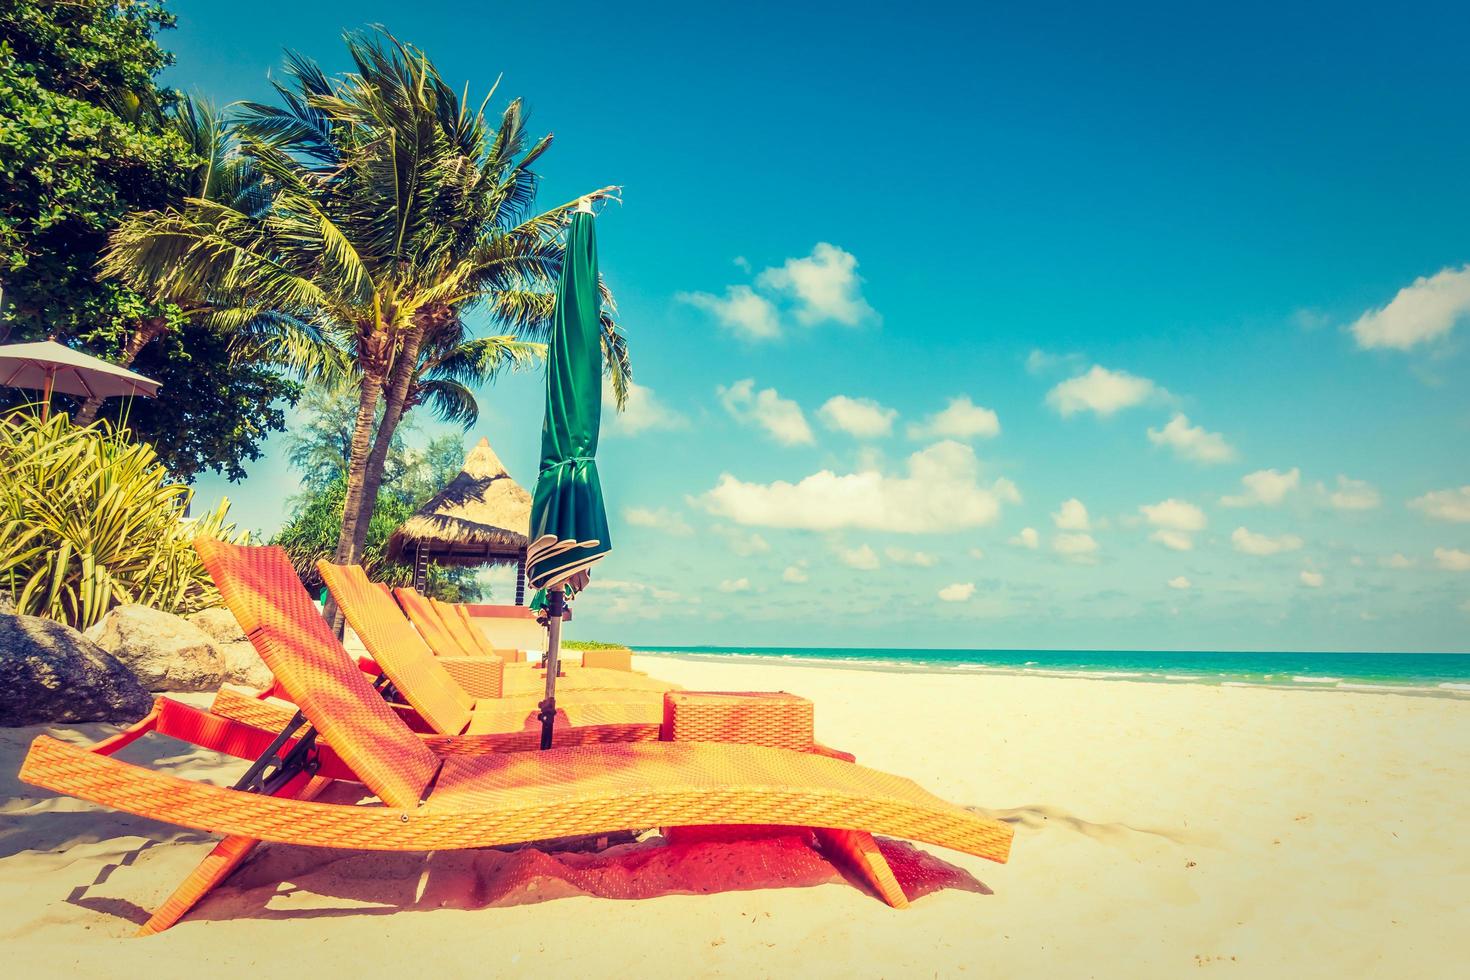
[2,655,1466,978]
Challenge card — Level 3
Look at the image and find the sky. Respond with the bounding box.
[174,1,1470,653]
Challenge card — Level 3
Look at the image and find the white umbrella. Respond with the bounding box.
[0,340,160,420]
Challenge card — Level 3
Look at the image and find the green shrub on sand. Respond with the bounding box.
[0,413,240,629]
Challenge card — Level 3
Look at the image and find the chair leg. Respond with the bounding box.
[135,774,332,936]
[813,828,910,909]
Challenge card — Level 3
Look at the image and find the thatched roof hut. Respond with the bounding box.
[387,437,532,602]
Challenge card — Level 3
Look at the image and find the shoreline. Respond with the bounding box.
[3,655,1466,976]
[634,649,1470,700]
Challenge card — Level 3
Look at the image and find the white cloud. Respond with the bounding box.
[697,440,1015,533]
[604,380,688,436]
[1300,570,1324,588]
[623,506,692,536]
[717,378,813,446]
[1025,349,1085,375]
[839,543,880,570]
[676,285,781,340]
[1383,553,1415,569]
[1435,547,1470,571]
[756,242,877,326]
[1232,527,1305,556]
[586,578,693,618]
[938,582,976,602]
[1221,468,1301,508]
[1010,527,1039,549]
[718,577,752,593]
[968,546,986,560]
[1046,365,1161,417]
[818,395,896,438]
[1325,475,1381,511]
[884,547,937,567]
[1167,576,1192,590]
[1140,499,1207,531]
[1053,532,1099,562]
[1147,413,1236,464]
[1350,264,1470,350]
[781,564,809,583]
[1140,497,1204,556]
[710,524,770,556]
[1150,530,1195,551]
[1052,498,1090,531]
[906,396,1001,441]
[1409,486,1470,523]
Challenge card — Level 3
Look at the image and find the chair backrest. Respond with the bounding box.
[193,540,439,810]
[318,563,476,736]
[393,586,477,657]
[431,598,496,658]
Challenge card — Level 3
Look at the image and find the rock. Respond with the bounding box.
[186,606,247,645]
[0,592,14,615]
[0,614,154,726]
[220,639,273,690]
[87,604,225,692]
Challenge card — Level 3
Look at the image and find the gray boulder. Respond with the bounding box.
[87,604,225,692]
[220,639,273,690]
[0,614,153,726]
[188,607,271,689]
[187,606,248,645]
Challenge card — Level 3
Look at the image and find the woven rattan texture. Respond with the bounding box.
[434,600,499,658]
[395,587,478,657]
[194,541,438,809]
[580,648,633,671]
[438,656,505,699]
[21,736,1013,861]
[663,692,816,751]
[319,561,475,735]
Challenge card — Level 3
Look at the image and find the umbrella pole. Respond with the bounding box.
[537,588,567,750]
[40,369,54,422]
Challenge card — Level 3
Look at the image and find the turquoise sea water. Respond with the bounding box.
[632,646,1470,699]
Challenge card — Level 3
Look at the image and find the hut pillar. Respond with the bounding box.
[515,548,527,605]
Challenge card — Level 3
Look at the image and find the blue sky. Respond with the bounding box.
[177,1,1470,652]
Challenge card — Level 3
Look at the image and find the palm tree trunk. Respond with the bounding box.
[73,317,169,425]
[348,323,426,560]
[322,367,386,634]
[333,370,387,565]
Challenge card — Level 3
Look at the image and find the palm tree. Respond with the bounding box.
[104,29,628,592]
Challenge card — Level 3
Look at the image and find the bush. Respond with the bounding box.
[0,412,240,629]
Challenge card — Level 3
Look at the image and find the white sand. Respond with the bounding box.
[1,656,1466,978]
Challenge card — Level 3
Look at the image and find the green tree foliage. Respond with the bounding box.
[0,0,296,480]
[104,28,624,587]
[272,381,477,600]
[0,412,242,629]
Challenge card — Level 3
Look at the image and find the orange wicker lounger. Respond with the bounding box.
[394,585,483,657]
[428,595,526,662]
[18,541,1013,934]
[389,582,670,696]
[321,561,671,735]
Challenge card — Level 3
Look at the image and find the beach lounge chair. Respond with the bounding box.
[429,595,527,663]
[17,540,1013,934]
[322,560,672,725]
[393,585,483,657]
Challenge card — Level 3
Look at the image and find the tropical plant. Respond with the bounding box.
[0,413,241,629]
[273,470,479,601]
[0,3,297,480]
[102,28,628,602]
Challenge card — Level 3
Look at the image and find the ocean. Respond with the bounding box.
[632,646,1470,698]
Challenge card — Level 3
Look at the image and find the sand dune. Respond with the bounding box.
[1,657,1466,977]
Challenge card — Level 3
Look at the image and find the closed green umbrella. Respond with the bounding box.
[527,202,611,748]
